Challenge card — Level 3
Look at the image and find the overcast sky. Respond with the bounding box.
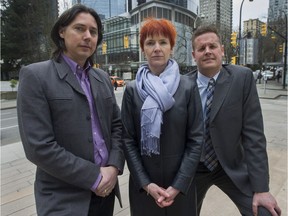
[232,0,269,30]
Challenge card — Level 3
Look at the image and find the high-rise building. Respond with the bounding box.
[199,0,232,37]
[268,0,287,22]
[243,18,265,38]
[72,0,126,19]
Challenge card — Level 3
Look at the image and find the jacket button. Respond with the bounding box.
[87,116,91,120]
[88,137,93,142]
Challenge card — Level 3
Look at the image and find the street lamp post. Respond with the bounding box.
[238,0,253,65]
[280,10,287,89]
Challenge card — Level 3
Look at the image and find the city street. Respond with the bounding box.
[0,82,287,216]
[1,108,20,146]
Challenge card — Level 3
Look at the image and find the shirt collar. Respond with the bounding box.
[61,54,91,79]
[197,70,220,87]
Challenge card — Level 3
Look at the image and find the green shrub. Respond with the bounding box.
[10,79,18,91]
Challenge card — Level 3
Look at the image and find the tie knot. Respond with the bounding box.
[207,78,215,91]
[208,78,215,87]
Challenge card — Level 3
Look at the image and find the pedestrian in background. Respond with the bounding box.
[17,4,124,216]
[121,18,203,216]
[114,79,118,90]
[187,25,281,216]
[258,71,263,84]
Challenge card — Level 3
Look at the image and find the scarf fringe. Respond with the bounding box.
[141,136,160,156]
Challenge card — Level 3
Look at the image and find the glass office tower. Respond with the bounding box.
[72,0,126,19]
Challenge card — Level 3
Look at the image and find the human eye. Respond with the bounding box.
[210,44,217,49]
[160,40,168,45]
[90,29,98,36]
[74,25,85,32]
[145,40,155,46]
[197,46,205,52]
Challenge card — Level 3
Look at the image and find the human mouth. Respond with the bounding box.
[203,58,214,62]
[80,45,91,49]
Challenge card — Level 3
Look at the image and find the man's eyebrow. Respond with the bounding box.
[73,23,98,29]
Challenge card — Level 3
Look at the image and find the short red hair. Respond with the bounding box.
[140,18,177,51]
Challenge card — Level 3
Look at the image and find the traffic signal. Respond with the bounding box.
[102,41,107,54]
[231,56,236,65]
[231,32,237,47]
[279,44,283,53]
[271,31,276,40]
[124,35,129,48]
[260,23,267,36]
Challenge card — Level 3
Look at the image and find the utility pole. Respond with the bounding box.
[238,0,254,65]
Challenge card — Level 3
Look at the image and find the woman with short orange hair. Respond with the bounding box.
[121,18,203,216]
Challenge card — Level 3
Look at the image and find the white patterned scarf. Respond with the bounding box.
[136,59,180,156]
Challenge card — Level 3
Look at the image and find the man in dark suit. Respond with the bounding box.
[187,25,281,215]
[17,4,124,216]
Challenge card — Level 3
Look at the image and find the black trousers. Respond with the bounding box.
[88,190,115,216]
[195,163,272,216]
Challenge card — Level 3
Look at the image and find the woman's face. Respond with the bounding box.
[142,34,172,75]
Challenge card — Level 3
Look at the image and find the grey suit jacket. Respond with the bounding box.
[187,64,270,196]
[17,58,124,216]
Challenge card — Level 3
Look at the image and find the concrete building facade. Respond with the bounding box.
[96,0,199,78]
[243,18,265,38]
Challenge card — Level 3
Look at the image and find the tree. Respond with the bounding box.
[1,0,57,79]
[174,24,193,67]
[10,79,17,91]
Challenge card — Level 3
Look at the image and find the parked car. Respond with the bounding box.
[110,76,125,87]
[262,70,274,80]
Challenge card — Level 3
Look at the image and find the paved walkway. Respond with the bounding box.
[1,81,287,215]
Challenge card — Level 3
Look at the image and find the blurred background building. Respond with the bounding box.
[1,0,286,85]
[71,0,126,19]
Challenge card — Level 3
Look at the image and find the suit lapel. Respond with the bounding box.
[88,68,105,104]
[88,69,108,127]
[54,59,85,95]
[210,67,232,121]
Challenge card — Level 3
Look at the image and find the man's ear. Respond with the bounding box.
[221,45,225,57]
[59,28,65,38]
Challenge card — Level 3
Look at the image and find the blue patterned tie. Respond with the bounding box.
[204,78,218,171]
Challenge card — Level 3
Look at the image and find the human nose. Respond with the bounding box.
[154,42,161,51]
[83,30,91,39]
[204,46,211,54]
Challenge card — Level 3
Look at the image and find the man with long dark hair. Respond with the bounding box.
[17,4,124,216]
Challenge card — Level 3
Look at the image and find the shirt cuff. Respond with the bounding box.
[91,173,102,191]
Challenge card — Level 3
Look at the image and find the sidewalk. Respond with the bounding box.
[1,81,287,110]
[256,80,287,99]
[1,81,287,216]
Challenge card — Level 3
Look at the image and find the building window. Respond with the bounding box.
[157,7,162,18]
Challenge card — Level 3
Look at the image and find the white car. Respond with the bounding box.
[262,70,274,80]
